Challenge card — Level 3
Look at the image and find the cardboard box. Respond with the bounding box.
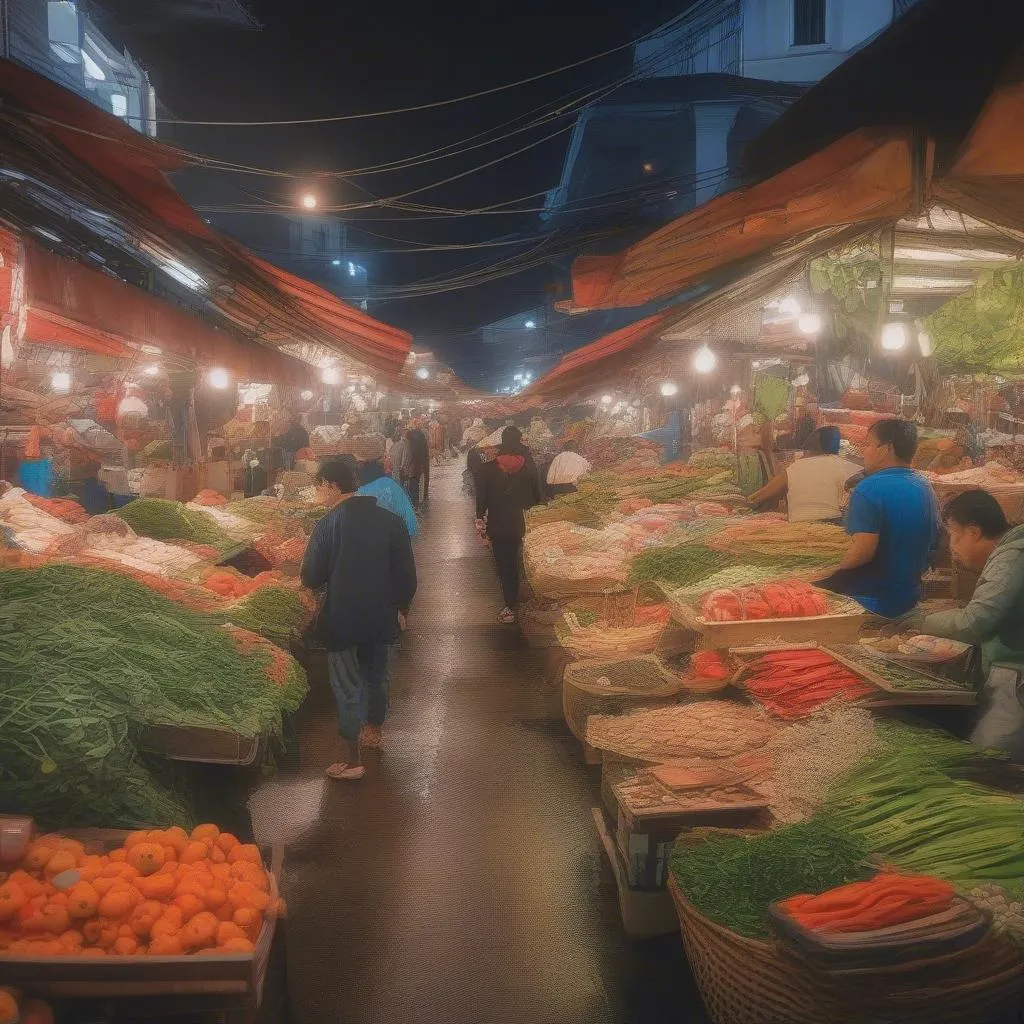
[163,467,199,503]
[615,810,675,890]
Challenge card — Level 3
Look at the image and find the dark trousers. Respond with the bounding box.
[327,643,397,742]
[490,535,522,609]
[422,463,430,502]
[404,475,421,506]
[547,482,577,498]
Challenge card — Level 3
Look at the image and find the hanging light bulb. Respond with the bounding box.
[881,322,908,352]
[207,367,230,389]
[300,389,314,401]
[143,363,160,376]
[600,394,613,405]
[415,366,430,380]
[51,371,72,393]
[321,366,341,386]
[917,330,933,357]
[779,295,802,317]
[117,395,148,418]
[660,381,679,398]
[797,312,823,335]
[693,344,717,374]
[730,384,742,395]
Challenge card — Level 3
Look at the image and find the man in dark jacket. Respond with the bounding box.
[474,425,543,624]
[272,414,309,471]
[301,458,417,779]
[406,424,430,506]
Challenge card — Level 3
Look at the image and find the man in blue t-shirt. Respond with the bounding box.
[819,419,940,618]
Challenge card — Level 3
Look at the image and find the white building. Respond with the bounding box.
[1,0,157,133]
[634,0,923,86]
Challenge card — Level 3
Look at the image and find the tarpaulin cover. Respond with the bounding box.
[0,60,413,375]
[24,242,317,386]
[570,130,918,310]
[25,309,133,359]
[523,314,667,400]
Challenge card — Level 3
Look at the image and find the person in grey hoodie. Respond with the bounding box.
[910,489,1024,674]
[899,489,1024,758]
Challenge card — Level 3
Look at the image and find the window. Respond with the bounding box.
[47,1,80,65]
[110,94,128,117]
[793,0,826,46]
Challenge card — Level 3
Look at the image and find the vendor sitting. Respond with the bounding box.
[545,441,592,498]
[748,426,860,523]
[818,419,940,618]
[903,489,1024,676]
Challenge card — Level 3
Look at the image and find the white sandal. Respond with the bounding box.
[326,762,365,781]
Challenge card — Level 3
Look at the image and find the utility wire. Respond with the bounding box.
[151,39,639,126]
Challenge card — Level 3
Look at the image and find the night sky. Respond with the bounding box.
[103,0,690,382]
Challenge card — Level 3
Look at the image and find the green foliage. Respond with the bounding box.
[810,253,883,340]
[925,267,1024,373]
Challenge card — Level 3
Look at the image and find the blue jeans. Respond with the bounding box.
[327,643,397,742]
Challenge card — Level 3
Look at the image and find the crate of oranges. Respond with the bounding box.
[0,823,283,1002]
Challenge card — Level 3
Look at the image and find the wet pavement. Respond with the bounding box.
[275,463,705,1024]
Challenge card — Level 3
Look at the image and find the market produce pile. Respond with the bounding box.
[739,648,874,718]
[0,565,307,828]
[0,825,280,957]
[114,498,237,550]
[698,579,830,621]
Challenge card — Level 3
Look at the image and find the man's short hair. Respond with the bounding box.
[943,488,1010,538]
[315,457,356,493]
[869,418,919,463]
[808,426,841,455]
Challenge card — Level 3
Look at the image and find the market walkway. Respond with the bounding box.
[272,463,702,1024]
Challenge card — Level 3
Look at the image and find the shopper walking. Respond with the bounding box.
[428,416,445,467]
[390,427,413,491]
[407,423,430,506]
[354,435,418,538]
[475,426,543,624]
[302,458,417,779]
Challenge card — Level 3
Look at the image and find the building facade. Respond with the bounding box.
[0,0,157,134]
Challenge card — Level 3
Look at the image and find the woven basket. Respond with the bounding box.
[668,875,854,1024]
[558,613,666,658]
[562,655,684,743]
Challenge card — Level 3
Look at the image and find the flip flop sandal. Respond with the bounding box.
[498,608,516,624]
[326,762,365,781]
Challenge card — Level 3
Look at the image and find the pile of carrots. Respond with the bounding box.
[24,495,89,525]
[191,489,227,507]
[742,648,873,719]
[0,825,282,958]
[253,533,307,566]
[778,873,956,933]
[203,568,285,600]
[687,650,732,681]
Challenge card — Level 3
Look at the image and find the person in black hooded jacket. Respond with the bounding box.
[474,425,543,623]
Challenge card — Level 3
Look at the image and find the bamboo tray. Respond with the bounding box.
[0,830,281,1003]
[666,587,866,648]
[730,643,977,709]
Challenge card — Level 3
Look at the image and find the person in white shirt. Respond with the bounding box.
[546,441,592,497]
[749,426,860,524]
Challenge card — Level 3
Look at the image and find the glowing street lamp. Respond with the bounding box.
[693,344,717,374]
[660,381,678,397]
[207,367,230,389]
[321,366,341,386]
[881,322,908,352]
[300,193,318,211]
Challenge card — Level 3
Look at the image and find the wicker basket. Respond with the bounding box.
[668,875,855,1024]
[562,655,685,743]
[557,614,667,658]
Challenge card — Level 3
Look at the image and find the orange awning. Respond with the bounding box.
[523,314,668,400]
[24,242,317,386]
[570,130,923,310]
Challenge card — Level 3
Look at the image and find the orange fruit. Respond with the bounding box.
[79,946,106,957]
[203,887,227,911]
[215,921,245,945]
[108,849,127,863]
[162,827,189,856]
[136,873,176,902]
[219,936,255,953]
[8,872,43,899]
[59,929,83,950]
[0,989,18,1024]
[179,841,208,866]
[129,900,164,939]
[175,874,209,900]
[0,884,26,922]
[232,907,261,940]
[191,824,220,843]
[123,831,153,850]
[43,851,78,878]
[126,843,165,877]
[66,882,99,920]
[150,907,183,939]
[76,856,106,882]
[174,893,205,922]
[148,934,182,955]
[98,888,135,920]
[23,842,57,873]
[113,936,137,956]
[181,911,218,951]
[227,844,261,867]
[215,833,240,855]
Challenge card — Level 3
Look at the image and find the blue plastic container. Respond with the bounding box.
[17,458,54,497]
